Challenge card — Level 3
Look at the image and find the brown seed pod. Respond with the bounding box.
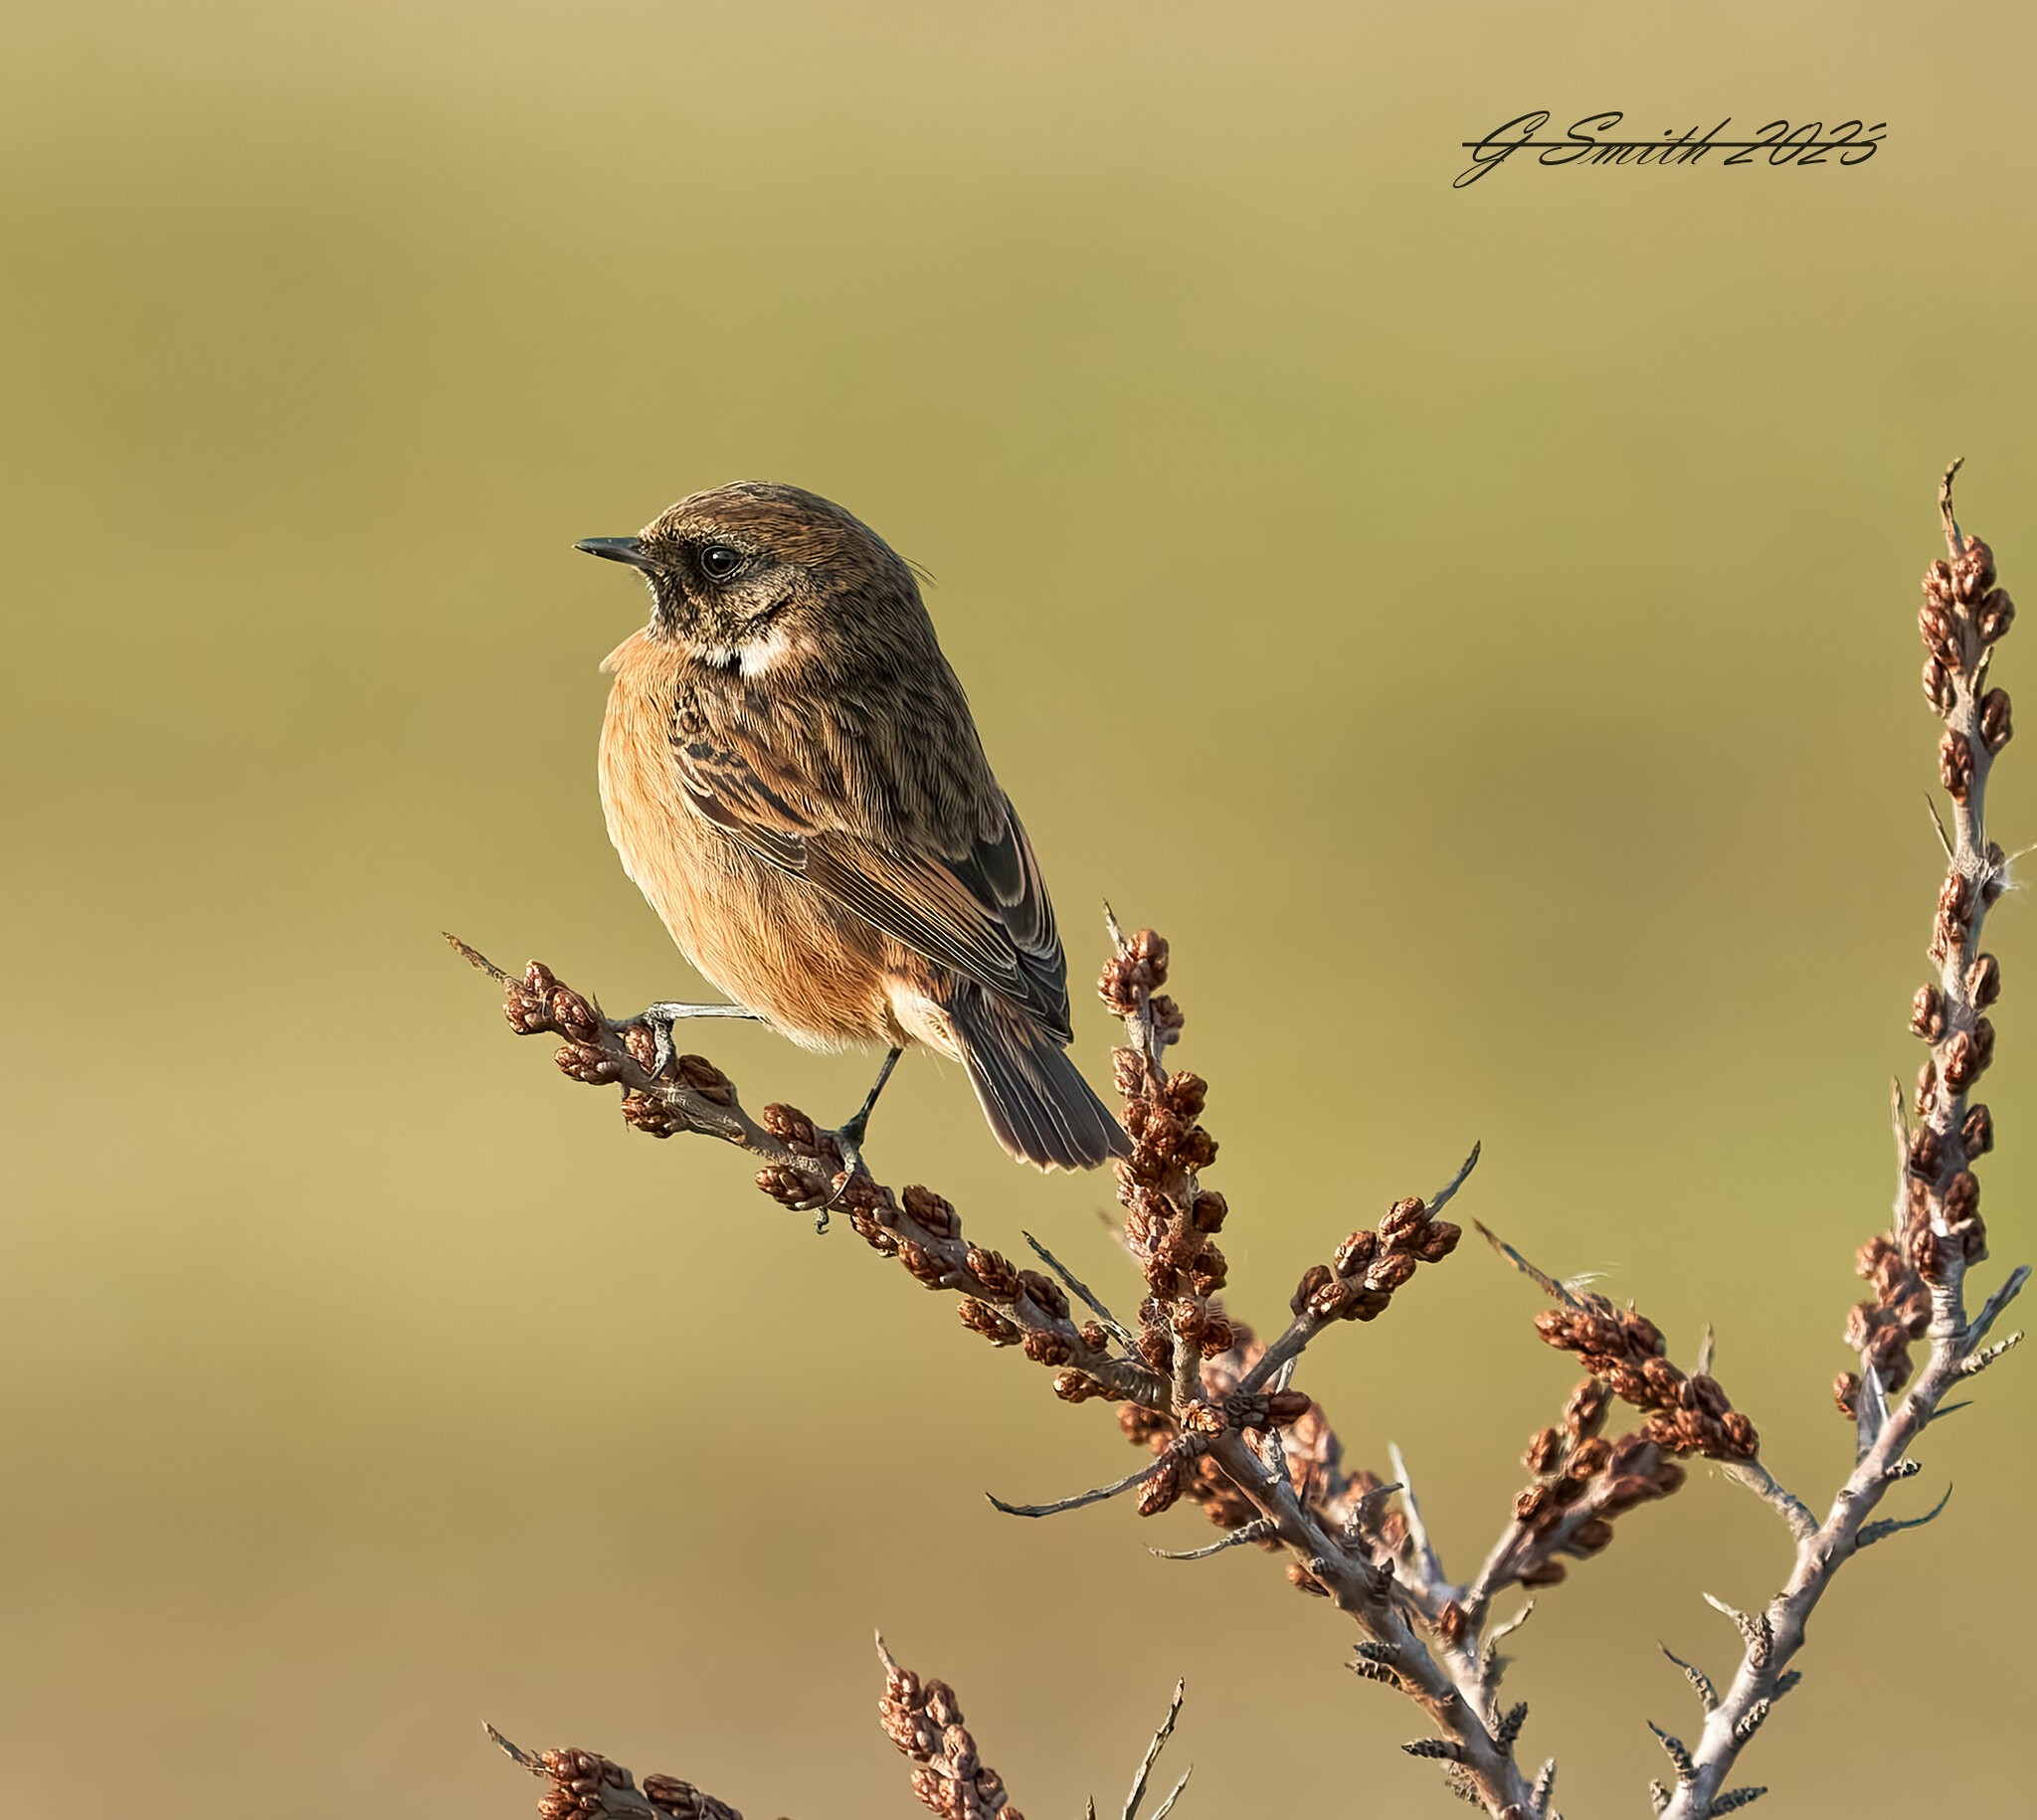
[1015,1269,1070,1321]
[1570,1518,1617,1554]
[1306,1276,1355,1322]
[1020,1328,1075,1366]
[556,1041,623,1085]
[1923,656,1957,715]
[1333,1229,1379,1278]
[1717,1412,1759,1461]
[1905,1223,1951,1284]
[1362,1252,1419,1294]
[1908,1127,1944,1183]
[546,987,602,1042]
[1136,1452,1185,1517]
[1967,953,2001,1009]
[1379,1197,1429,1247]
[958,1299,1021,1347]
[1942,1020,1995,1090]
[1189,1244,1229,1295]
[965,1244,1021,1302]
[1416,1220,1462,1262]
[1977,588,2016,644]
[1910,985,1947,1041]
[1953,537,1997,604]
[761,1102,817,1146]
[1919,599,1960,668]
[1292,1263,1335,1316]
[1568,1435,1612,1477]
[1565,1377,1610,1439]
[1265,1387,1313,1424]
[672,1054,735,1105]
[1110,1046,1151,1098]
[1981,687,2014,754]
[1941,728,1976,801]
[897,1239,950,1289]
[1137,1320,1173,1371]
[1961,1102,1994,1156]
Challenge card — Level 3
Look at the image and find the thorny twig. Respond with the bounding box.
[1652,463,2030,1817]
[1120,1681,1191,1820]
[486,1726,740,1820]
[472,466,2027,1817]
[463,918,1529,1803]
[488,1645,1189,1820]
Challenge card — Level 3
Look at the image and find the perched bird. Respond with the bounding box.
[580,481,1128,1182]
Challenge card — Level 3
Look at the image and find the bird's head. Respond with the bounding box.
[577,481,927,678]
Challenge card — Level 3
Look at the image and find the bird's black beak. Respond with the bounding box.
[574,536,655,572]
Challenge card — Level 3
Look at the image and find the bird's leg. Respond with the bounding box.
[819,1046,904,1212]
[609,1001,763,1080]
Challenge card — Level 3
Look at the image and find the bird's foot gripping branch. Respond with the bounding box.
[467,465,2027,1819]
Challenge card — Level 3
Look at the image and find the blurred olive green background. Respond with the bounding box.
[5,2,2035,1813]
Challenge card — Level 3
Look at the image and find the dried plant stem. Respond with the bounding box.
[1204,1424,1535,1811]
[477,466,2026,1820]
[1661,463,2028,1817]
[485,1726,741,1820]
[463,925,1532,1809]
[1121,1681,1190,1820]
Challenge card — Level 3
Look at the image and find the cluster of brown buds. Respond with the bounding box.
[1101,933,1241,1399]
[1903,1002,1997,1286]
[1833,1234,1932,1417]
[1506,1377,1687,1587]
[802,1155,1150,1406]
[498,959,739,1114]
[1905,514,2014,1285]
[1920,529,2014,791]
[1532,1297,1759,1461]
[1116,1351,1315,1528]
[878,1647,1022,1820]
[1098,926,1184,1037]
[1291,1197,1462,1329]
[1098,923,1473,1548]
[752,1103,852,1197]
[506,1743,742,1820]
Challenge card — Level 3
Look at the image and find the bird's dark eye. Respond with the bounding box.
[698,544,744,580]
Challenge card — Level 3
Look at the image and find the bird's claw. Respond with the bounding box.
[787,1116,873,1232]
[608,1012,677,1081]
[607,1000,762,1082]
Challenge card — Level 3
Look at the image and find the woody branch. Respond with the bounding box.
[1648,462,2028,1819]
[454,911,1539,1808]
[485,1640,1192,1820]
[468,465,2027,1820]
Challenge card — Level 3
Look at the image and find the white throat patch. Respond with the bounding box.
[737,625,794,677]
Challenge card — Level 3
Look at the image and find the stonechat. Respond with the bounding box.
[579,482,1129,1179]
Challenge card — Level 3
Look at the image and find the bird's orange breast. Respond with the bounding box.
[597,630,908,1052]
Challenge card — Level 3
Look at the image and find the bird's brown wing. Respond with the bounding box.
[672,720,1073,1041]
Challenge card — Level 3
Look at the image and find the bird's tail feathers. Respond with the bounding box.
[950,991,1130,1172]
